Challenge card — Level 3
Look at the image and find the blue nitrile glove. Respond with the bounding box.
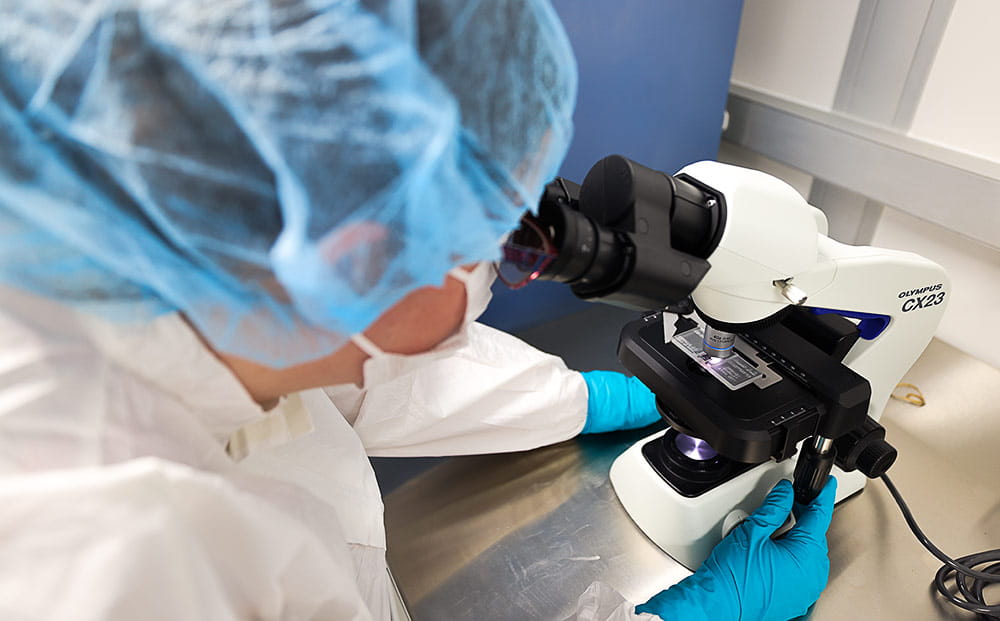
[580,370,661,434]
[636,477,837,621]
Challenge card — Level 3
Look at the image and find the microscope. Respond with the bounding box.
[503,155,949,569]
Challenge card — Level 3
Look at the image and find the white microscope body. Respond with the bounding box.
[610,161,949,570]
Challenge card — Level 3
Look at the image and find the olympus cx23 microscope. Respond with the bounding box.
[502,155,948,570]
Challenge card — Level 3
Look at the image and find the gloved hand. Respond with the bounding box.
[636,477,837,621]
[580,370,661,434]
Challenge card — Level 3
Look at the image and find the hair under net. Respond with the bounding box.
[0,0,577,366]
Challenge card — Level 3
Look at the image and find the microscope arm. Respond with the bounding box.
[687,211,947,502]
[794,236,949,422]
[773,237,948,502]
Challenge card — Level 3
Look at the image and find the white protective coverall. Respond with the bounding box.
[0,284,649,620]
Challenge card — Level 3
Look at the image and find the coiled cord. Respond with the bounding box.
[881,474,1000,618]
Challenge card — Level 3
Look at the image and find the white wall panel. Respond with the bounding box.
[731,0,860,109]
[910,0,1000,162]
[717,141,814,198]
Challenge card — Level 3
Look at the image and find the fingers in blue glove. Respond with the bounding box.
[580,370,660,434]
[784,476,837,547]
[745,478,795,533]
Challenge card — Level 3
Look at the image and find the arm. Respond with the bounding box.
[344,322,590,457]
[343,322,661,457]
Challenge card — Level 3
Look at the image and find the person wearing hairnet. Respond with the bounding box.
[0,1,835,619]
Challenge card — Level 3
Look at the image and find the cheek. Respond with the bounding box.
[363,277,467,355]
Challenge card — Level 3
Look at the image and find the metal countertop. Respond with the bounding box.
[381,310,999,620]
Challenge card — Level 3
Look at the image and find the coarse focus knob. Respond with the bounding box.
[855,439,897,478]
[833,416,896,478]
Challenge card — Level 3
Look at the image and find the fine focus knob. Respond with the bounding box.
[793,441,836,505]
[855,440,897,478]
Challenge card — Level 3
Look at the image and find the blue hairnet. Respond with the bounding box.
[0,0,576,366]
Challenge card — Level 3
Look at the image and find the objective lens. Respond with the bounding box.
[702,326,736,359]
[674,433,719,461]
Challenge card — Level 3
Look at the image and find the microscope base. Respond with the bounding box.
[610,430,866,570]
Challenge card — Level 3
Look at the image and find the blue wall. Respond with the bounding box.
[479,0,744,332]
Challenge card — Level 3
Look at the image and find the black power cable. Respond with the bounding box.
[881,474,1000,618]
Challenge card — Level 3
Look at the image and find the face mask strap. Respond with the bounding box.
[351,265,486,362]
[448,266,473,283]
[351,333,385,358]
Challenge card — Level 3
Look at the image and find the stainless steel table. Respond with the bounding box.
[383,334,999,620]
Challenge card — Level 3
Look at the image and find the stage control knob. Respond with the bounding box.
[856,440,897,478]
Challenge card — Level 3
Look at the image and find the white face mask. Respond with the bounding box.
[346,262,496,390]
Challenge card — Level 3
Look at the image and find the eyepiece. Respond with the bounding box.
[499,155,725,310]
[536,197,631,288]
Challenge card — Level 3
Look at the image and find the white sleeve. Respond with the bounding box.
[351,322,589,457]
[0,459,372,621]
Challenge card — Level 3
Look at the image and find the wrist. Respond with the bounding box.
[635,577,714,621]
[580,371,660,434]
[623,375,659,428]
[637,569,737,621]
[580,371,605,434]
